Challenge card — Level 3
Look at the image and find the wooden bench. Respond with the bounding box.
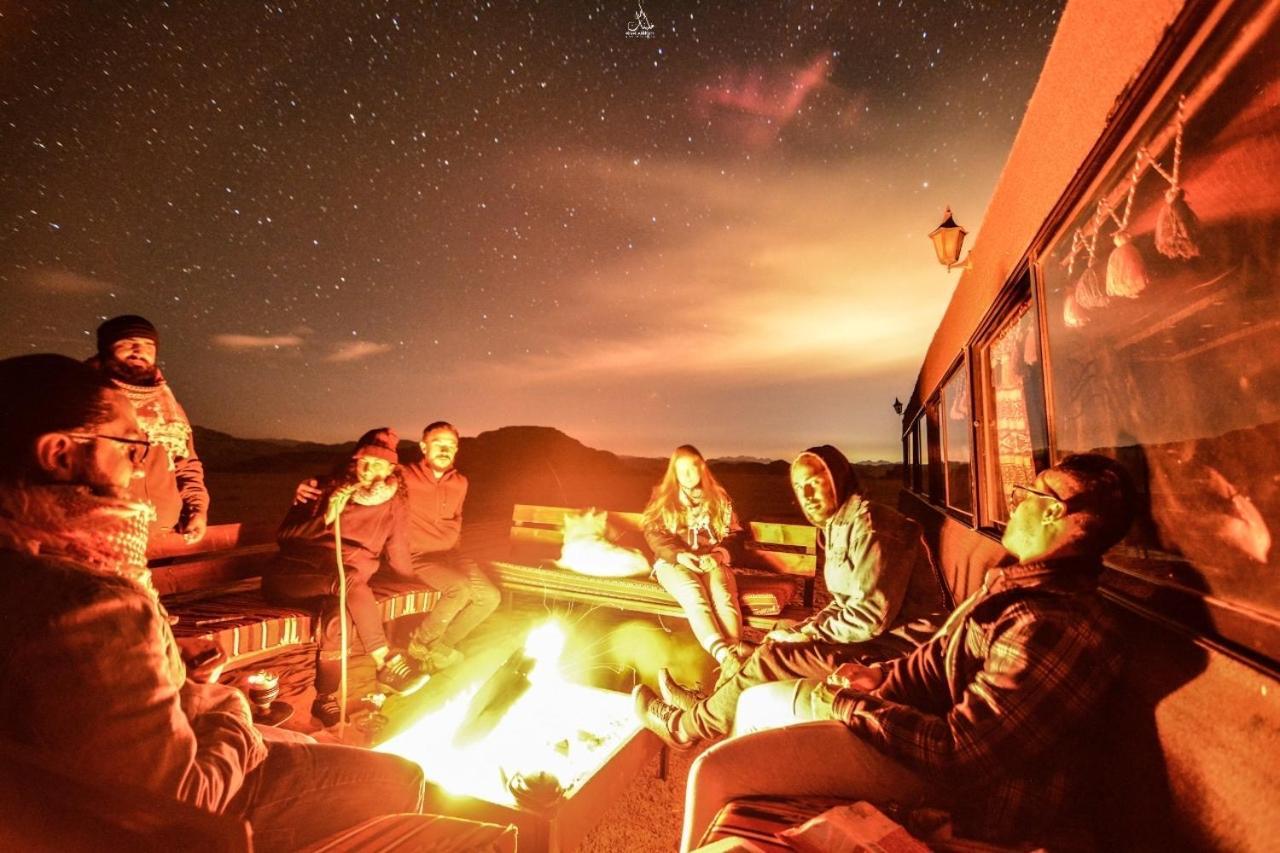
[150,524,440,670]
[489,505,819,630]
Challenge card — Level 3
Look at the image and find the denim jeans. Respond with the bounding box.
[681,720,932,852]
[262,559,388,657]
[406,551,502,655]
[678,636,915,741]
[653,559,742,657]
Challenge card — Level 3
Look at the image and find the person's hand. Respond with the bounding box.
[827,662,884,692]
[294,478,322,505]
[176,636,227,684]
[675,552,701,572]
[182,680,253,725]
[179,510,208,543]
[698,554,720,573]
[324,484,356,525]
[765,628,810,643]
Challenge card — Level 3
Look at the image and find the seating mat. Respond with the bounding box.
[700,796,850,851]
[165,576,439,664]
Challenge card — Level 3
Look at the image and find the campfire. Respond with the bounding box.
[375,621,640,808]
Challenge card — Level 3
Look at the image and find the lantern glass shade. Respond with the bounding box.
[929,207,968,268]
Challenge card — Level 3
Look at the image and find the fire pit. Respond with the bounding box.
[374,622,663,852]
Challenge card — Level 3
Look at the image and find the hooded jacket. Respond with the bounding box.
[794,445,940,644]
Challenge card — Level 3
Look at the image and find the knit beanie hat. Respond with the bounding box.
[353,427,399,463]
[97,315,158,355]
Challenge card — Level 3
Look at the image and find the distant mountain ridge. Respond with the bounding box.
[194,425,900,523]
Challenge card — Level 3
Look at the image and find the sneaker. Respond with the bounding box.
[378,652,430,696]
[311,693,343,728]
[658,668,705,712]
[632,685,693,750]
[424,644,464,673]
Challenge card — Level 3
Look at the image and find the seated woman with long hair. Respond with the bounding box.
[643,445,747,666]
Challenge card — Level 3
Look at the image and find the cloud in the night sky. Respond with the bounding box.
[325,341,393,363]
[30,268,114,295]
[0,1,1066,460]
[212,333,305,351]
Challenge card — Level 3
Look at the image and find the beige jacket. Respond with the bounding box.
[0,547,266,812]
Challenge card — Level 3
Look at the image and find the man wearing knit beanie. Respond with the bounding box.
[88,314,209,545]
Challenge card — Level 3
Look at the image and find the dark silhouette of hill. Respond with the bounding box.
[195,424,900,526]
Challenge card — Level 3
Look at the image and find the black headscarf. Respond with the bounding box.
[792,444,860,509]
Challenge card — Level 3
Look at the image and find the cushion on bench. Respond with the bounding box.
[166,577,440,665]
[699,796,849,851]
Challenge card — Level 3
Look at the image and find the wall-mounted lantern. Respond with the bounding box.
[929,206,971,272]
[893,397,904,416]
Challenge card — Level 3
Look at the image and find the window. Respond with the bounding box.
[910,416,925,493]
[977,292,1051,525]
[940,365,974,515]
[925,400,944,502]
[1040,12,1280,645]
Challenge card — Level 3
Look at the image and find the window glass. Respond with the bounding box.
[941,366,973,514]
[925,400,943,501]
[978,296,1051,524]
[911,417,925,493]
[1041,19,1280,621]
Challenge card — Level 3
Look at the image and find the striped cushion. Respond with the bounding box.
[699,796,849,850]
[167,578,441,665]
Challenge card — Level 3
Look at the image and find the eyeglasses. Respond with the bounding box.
[1009,482,1062,509]
[64,432,151,464]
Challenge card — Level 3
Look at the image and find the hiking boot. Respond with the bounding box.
[311,693,343,728]
[658,668,705,712]
[423,644,464,674]
[632,685,693,750]
[377,653,429,696]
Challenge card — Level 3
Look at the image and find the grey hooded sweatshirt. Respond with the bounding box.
[794,445,940,644]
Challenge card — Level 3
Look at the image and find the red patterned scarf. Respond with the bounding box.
[0,484,157,594]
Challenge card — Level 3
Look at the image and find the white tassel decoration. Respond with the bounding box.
[1106,231,1148,298]
[1155,187,1200,259]
[1074,265,1110,309]
[1063,291,1088,328]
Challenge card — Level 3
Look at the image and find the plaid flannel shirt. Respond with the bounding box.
[833,557,1124,844]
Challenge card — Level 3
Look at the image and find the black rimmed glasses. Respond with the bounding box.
[64,432,151,464]
[1009,482,1061,509]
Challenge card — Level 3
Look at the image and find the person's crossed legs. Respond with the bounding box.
[680,712,934,853]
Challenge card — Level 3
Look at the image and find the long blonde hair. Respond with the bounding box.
[642,445,733,538]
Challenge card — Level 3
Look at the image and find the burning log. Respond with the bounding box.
[453,647,537,747]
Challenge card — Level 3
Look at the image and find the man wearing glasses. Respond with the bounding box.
[681,454,1137,851]
[0,354,515,850]
[88,314,209,545]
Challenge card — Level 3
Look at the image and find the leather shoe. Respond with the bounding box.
[657,668,705,712]
[632,685,694,749]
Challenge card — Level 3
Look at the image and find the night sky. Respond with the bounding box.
[1,1,1062,460]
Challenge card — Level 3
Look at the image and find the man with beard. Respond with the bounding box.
[296,421,501,675]
[634,445,941,747]
[0,355,515,851]
[265,428,428,726]
[679,454,1134,851]
[88,314,208,544]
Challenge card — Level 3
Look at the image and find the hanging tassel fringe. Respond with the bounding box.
[1063,291,1088,328]
[1106,231,1147,298]
[1074,265,1110,309]
[1155,187,1200,259]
